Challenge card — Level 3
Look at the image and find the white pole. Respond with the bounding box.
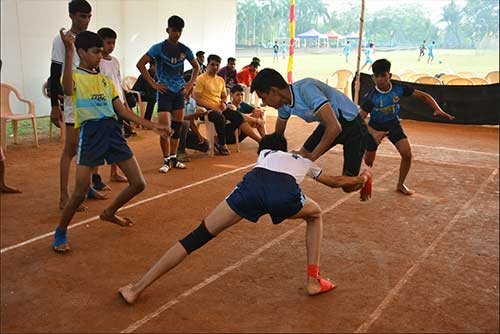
[354,0,365,104]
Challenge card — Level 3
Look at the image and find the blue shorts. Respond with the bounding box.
[77,118,133,167]
[158,90,185,112]
[303,114,368,177]
[366,118,407,151]
[226,168,305,225]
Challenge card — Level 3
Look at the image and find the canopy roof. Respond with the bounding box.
[297,29,328,39]
[324,30,345,39]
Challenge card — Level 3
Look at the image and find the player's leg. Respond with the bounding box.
[118,200,242,304]
[59,124,86,210]
[157,111,171,172]
[100,156,145,227]
[394,137,414,195]
[168,107,187,169]
[289,197,334,296]
[53,164,93,252]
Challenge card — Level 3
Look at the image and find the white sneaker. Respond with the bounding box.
[159,163,170,173]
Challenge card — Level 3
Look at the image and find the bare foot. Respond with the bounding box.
[100,212,134,227]
[59,199,88,212]
[0,185,22,193]
[397,184,415,195]
[118,284,139,304]
[306,276,335,296]
[110,174,128,183]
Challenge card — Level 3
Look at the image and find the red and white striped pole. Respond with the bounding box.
[287,0,295,83]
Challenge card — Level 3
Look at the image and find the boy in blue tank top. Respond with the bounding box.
[360,59,455,195]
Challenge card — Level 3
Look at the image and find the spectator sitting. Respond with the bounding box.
[227,84,266,138]
[132,62,157,121]
[217,57,238,94]
[184,50,206,82]
[176,91,210,162]
[193,54,261,155]
[237,59,260,103]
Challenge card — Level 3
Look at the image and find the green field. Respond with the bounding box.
[5,49,498,141]
[237,49,499,81]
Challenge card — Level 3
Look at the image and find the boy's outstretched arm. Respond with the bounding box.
[315,172,367,192]
[412,90,455,120]
[112,99,171,138]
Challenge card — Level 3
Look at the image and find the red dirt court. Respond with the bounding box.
[1,116,498,333]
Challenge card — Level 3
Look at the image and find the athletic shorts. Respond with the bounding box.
[158,90,185,112]
[226,168,305,225]
[62,96,75,124]
[303,113,368,176]
[77,118,133,167]
[366,118,407,151]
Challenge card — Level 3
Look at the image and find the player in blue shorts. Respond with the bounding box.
[52,31,170,252]
[250,68,368,194]
[361,43,375,71]
[136,15,200,173]
[360,59,455,195]
[118,133,370,304]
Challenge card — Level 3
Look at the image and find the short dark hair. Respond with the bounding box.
[75,31,103,51]
[97,27,116,40]
[196,50,205,57]
[230,84,244,94]
[227,57,236,63]
[372,59,391,75]
[207,54,221,64]
[258,133,288,153]
[168,15,185,30]
[251,68,288,93]
[250,60,260,68]
[68,0,91,14]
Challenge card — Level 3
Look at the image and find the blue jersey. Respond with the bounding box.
[361,83,414,124]
[278,78,359,124]
[343,44,351,55]
[146,40,194,93]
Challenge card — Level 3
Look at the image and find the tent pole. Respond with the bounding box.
[354,0,365,104]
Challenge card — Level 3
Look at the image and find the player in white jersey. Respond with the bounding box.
[48,0,107,210]
[119,133,371,304]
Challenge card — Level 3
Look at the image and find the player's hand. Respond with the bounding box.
[151,82,167,94]
[433,108,455,120]
[50,106,63,128]
[183,82,194,98]
[59,28,74,50]
[252,108,264,119]
[227,104,237,111]
[370,129,388,145]
[152,123,172,139]
[220,101,227,111]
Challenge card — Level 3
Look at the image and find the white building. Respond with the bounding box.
[1,0,237,115]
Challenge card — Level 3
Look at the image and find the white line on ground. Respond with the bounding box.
[355,168,498,333]
[0,163,255,255]
[374,152,497,170]
[411,144,499,157]
[120,169,397,333]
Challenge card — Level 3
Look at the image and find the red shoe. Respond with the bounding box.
[360,169,372,201]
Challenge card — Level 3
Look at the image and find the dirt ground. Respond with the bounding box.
[1,116,498,333]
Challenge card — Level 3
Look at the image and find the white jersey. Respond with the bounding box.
[255,149,322,184]
[99,56,125,103]
[51,30,79,123]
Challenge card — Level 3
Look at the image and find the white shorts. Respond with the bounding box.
[63,96,75,124]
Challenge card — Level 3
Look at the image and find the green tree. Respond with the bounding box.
[440,0,463,48]
[462,0,499,47]
[296,0,330,33]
